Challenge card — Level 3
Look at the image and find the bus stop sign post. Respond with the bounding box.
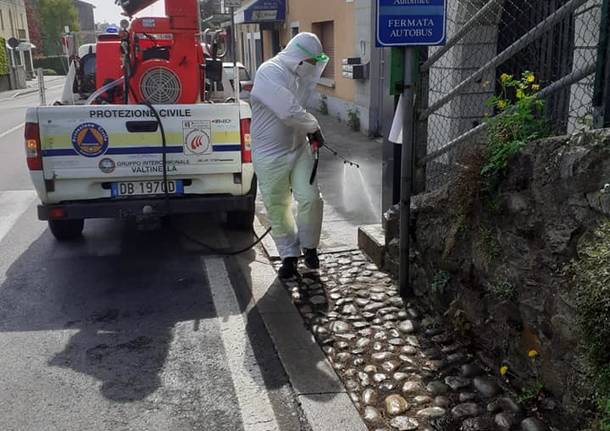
[376,0,446,299]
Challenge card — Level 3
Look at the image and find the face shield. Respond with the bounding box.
[294,43,330,84]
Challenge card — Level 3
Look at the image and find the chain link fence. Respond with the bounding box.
[416,0,604,191]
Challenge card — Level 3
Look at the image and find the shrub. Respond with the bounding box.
[33,56,68,75]
[0,39,8,76]
[347,106,360,132]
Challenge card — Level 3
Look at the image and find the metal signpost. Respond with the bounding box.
[376,0,447,299]
[225,0,242,104]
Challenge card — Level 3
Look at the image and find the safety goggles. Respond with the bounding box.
[296,43,330,64]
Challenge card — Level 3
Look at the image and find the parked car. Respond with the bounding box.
[224,62,253,101]
[207,62,252,102]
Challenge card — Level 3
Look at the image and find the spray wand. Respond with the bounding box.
[321,143,360,169]
[308,130,361,184]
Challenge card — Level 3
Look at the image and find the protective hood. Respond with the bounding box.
[275,32,329,104]
[276,32,325,74]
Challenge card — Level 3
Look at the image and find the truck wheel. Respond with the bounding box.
[48,219,84,240]
[227,177,257,230]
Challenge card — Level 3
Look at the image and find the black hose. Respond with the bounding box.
[176,226,272,256]
[142,100,171,215]
[141,99,272,255]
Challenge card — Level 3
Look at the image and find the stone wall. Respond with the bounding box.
[385,130,610,428]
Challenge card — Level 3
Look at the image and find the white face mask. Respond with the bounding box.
[296,61,318,80]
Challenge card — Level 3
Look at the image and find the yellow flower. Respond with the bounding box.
[526,72,536,83]
[497,100,507,110]
[528,350,539,358]
[516,89,525,100]
[500,73,512,83]
[532,84,540,91]
[500,365,509,376]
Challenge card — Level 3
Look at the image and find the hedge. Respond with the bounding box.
[33,56,68,75]
[0,38,9,76]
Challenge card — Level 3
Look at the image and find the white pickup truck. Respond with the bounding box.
[24,102,256,240]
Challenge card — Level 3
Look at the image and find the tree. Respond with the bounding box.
[39,0,79,56]
[25,0,43,57]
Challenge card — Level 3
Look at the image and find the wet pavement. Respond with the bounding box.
[256,113,383,258]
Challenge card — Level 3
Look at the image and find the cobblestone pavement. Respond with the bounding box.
[276,251,552,431]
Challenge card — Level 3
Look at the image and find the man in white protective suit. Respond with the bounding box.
[250,32,329,279]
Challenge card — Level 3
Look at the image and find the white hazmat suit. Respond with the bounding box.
[250,33,328,260]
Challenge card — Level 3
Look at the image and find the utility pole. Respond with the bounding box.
[399,48,416,298]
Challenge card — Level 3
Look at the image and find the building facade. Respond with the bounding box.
[0,0,33,83]
[74,0,95,44]
[233,0,378,135]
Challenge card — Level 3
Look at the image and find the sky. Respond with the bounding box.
[87,0,167,24]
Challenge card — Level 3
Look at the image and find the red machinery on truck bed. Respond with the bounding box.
[98,0,209,105]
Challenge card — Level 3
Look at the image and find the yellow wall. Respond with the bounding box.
[262,29,274,62]
[0,0,29,41]
[283,0,355,103]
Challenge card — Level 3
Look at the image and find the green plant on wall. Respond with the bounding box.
[320,94,329,115]
[431,271,450,295]
[483,72,548,189]
[517,350,545,405]
[0,38,9,76]
[347,105,360,132]
[488,279,516,301]
[478,226,501,260]
[571,221,610,429]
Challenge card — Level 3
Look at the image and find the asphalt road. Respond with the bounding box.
[0,82,309,431]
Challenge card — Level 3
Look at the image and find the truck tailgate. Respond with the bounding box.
[37,104,243,180]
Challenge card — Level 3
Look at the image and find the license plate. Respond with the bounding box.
[111,180,184,197]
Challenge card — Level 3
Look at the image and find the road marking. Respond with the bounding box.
[0,190,36,244]
[204,256,280,431]
[0,123,24,140]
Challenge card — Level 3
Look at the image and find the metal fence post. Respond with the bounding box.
[37,68,46,106]
[593,0,610,127]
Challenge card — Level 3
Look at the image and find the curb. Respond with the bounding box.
[14,88,39,98]
[250,216,367,431]
[358,224,385,268]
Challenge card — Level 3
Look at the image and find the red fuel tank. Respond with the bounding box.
[95,34,123,102]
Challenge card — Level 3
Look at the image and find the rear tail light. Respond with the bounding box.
[48,207,66,219]
[242,83,253,92]
[240,118,252,163]
[25,122,42,171]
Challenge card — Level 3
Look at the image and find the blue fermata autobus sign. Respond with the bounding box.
[376,0,447,47]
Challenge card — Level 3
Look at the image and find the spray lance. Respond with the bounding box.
[307,129,324,185]
[307,130,360,184]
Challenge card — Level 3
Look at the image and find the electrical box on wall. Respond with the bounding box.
[341,58,369,80]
